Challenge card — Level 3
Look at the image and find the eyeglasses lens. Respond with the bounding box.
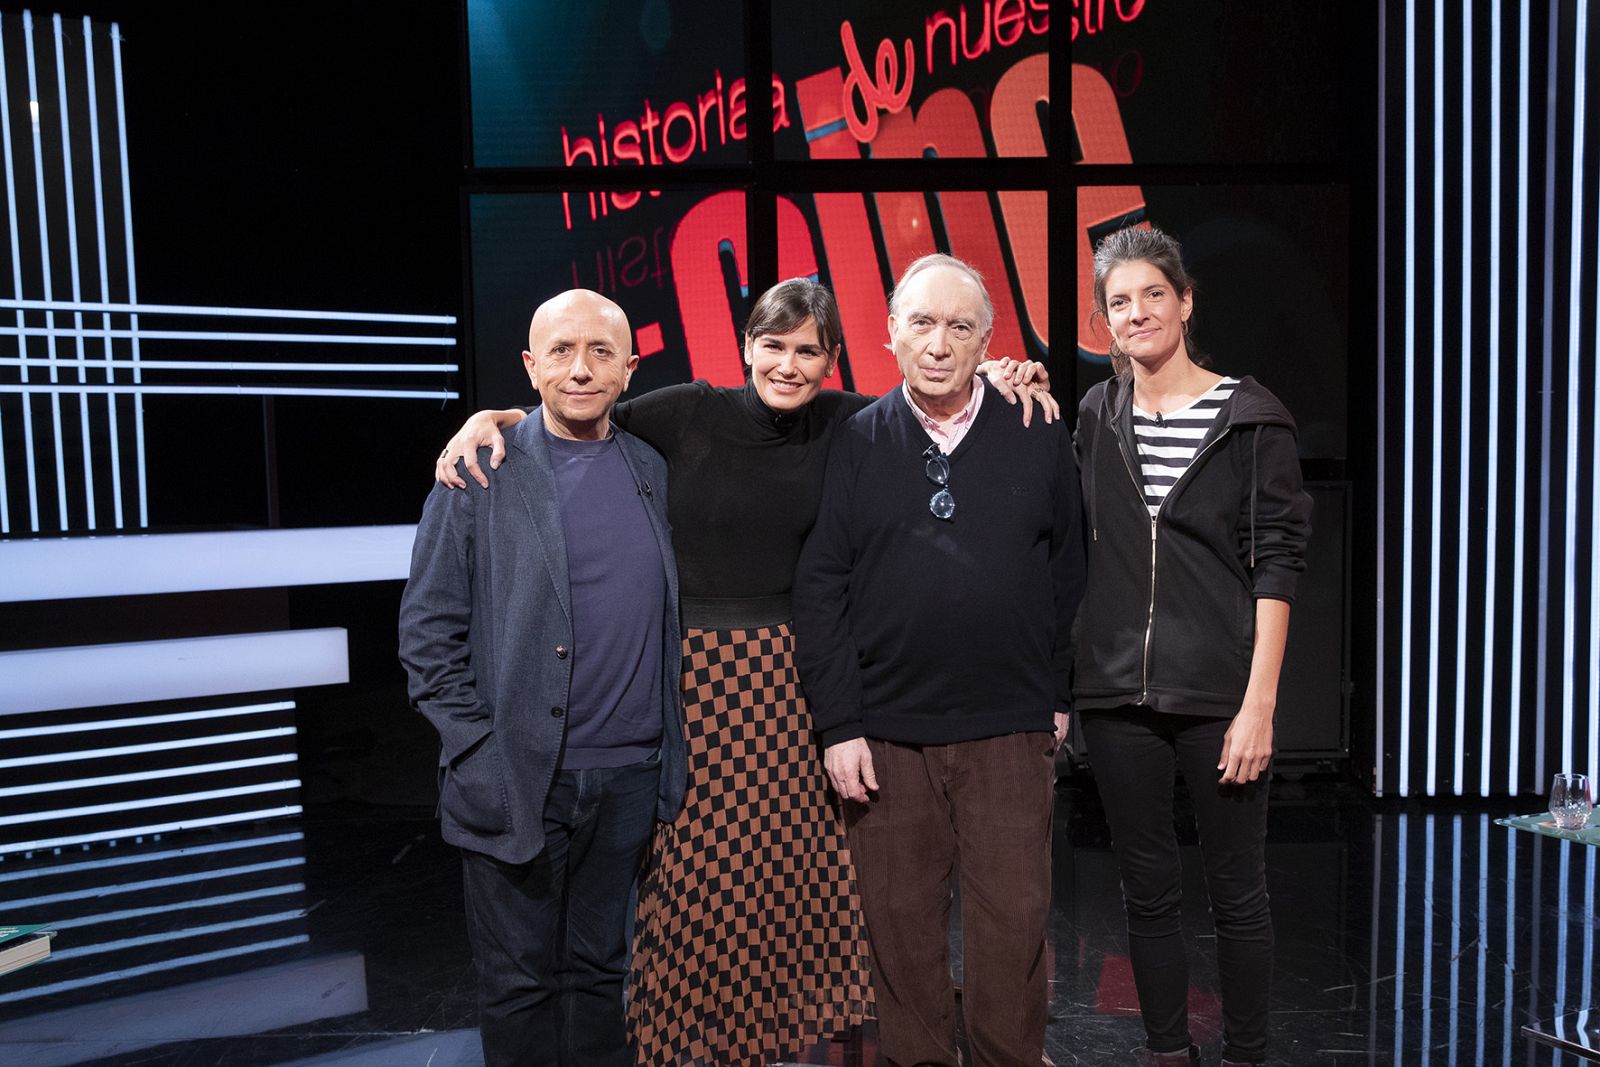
[923,446,954,520]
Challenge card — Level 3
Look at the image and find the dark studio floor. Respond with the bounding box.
[0,776,1594,1066]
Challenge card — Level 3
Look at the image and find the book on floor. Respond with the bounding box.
[0,924,56,977]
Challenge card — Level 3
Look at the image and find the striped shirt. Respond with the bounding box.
[1132,377,1237,517]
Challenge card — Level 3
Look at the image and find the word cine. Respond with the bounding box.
[843,0,1049,141]
[1072,0,1146,40]
[559,72,790,230]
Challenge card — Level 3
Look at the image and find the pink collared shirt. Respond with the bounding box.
[903,378,985,453]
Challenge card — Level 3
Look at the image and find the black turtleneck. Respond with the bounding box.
[604,381,871,602]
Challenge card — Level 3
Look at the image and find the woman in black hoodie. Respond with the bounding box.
[1075,226,1312,1066]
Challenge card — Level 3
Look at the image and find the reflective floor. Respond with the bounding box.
[0,779,1594,1065]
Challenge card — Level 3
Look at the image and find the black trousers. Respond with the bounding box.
[460,755,660,1067]
[1079,709,1272,1064]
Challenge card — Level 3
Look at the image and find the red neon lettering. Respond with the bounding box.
[560,72,791,229]
[1029,0,1050,35]
[612,121,643,167]
[1072,0,1142,41]
[959,1,992,60]
[771,74,791,133]
[561,125,596,167]
[993,0,1028,46]
[925,11,957,73]
[728,79,746,140]
[840,20,914,142]
[640,101,662,164]
[922,4,1048,77]
[696,89,722,152]
[661,102,697,164]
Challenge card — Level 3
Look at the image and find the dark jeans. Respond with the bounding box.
[460,755,660,1067]
[1079,709,1272,1064]
[845,732,1056,1067]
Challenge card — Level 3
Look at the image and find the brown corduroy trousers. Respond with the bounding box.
[844,731,1057,1067]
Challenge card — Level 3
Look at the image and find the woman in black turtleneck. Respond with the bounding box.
[433,279,1052,1066]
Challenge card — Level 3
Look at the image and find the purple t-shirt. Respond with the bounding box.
[543,424,666,769]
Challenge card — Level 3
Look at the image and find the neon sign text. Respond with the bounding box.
[1071,0,1146,41]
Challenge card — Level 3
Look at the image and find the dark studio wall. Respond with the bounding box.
[0,1,469,808]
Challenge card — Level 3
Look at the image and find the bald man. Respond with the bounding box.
[400,290,685,1067]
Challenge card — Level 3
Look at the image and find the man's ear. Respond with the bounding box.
[973,328,994,363]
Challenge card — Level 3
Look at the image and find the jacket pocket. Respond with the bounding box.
[441,732,513,836]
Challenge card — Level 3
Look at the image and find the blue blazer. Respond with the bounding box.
[399,414,685,865]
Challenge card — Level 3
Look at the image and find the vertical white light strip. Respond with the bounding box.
[1481,0,1504,799]
[1474,815,1487,1067]
[1425,0,1446,798]
[1509,0,1532,796]
[1376,0,1389,797]
[22,10,69,530]
[1556,840,1570,1029]
[1393,815,1408,1064]
[1453,2,1474,797]
[1420,815,1435,1064]
[54,13,94,530]
[1533,0,1562,791]
[1584,849,1595,1034]
[1399,0,1418,797]
[0,15,42,533]
[82,16,123,528]
[1502,828,1516,1065]
[110,21,145,527]
[1592,0,1600,790]
[1367,818,1383,1059]
[1448,816,1461,1063]
[0,21,11,534]
[1561,0,1588,780]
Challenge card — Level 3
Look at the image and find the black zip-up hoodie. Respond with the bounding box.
[1072,374,1312,718]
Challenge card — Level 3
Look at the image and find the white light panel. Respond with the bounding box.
[0,629,348,713]
[0,526,415,601]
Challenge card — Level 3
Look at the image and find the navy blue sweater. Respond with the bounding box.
[794,381,1086,747]
[543,427,666,767]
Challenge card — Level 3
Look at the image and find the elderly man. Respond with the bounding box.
[794,254,1085,1066]
[399,290,684,1067]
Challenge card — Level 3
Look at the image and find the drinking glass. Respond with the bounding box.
[1550,773,1593,831]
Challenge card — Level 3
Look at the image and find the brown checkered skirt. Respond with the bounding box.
[628,623,871,1065]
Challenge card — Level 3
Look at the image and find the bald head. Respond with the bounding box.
[522,289,638,441]
[528,289,630,353]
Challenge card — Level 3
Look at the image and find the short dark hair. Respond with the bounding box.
[744,277,843,354]
[1091,225,1205,374]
